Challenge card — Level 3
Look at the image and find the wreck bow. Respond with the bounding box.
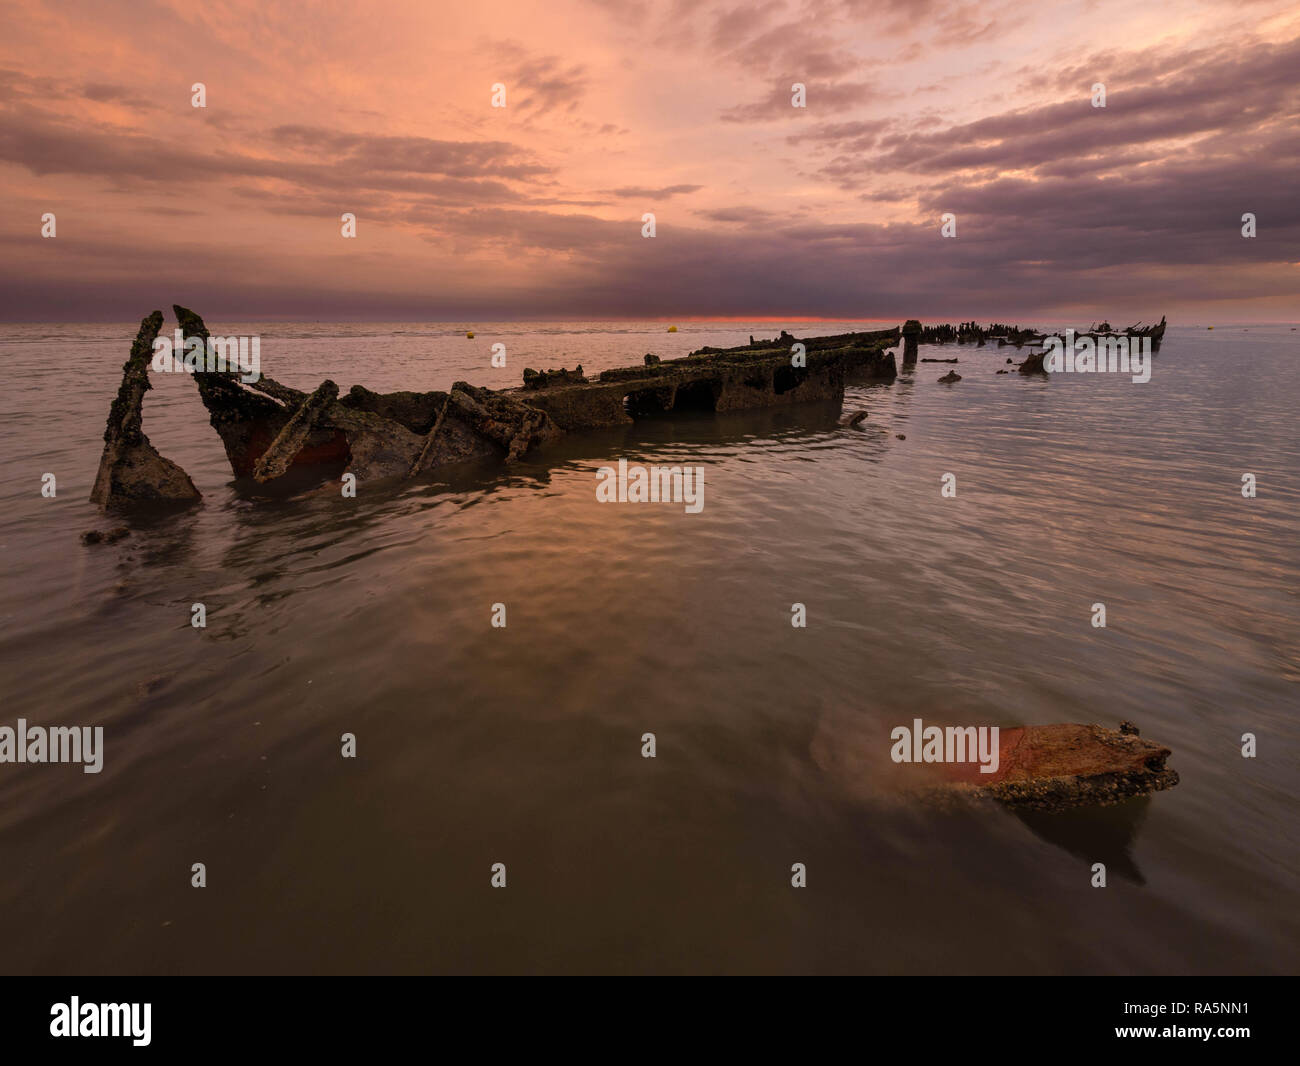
[90,311,201,506]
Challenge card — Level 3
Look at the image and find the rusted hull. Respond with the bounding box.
[931,723,1179,811]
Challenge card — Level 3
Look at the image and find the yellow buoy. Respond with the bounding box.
[466,331,475,338]
[1207,326,1213,330]
[667,325,678,332]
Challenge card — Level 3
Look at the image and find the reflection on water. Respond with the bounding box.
[1016,800,1153,886]
[0,321,1297,974]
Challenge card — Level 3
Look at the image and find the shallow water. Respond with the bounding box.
[0,320,1296,974]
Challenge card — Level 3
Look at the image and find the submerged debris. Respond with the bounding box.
[908,722,1180,812]
[81,526,131,545]
[938,723,1180,811]
[1017,350,1047,374]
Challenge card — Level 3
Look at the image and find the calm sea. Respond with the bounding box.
[0,320,1296,974]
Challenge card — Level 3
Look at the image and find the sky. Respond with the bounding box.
[1,0,1297,323]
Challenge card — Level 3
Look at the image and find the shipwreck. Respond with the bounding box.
[91,307,1169,505]
[91,306,901,505]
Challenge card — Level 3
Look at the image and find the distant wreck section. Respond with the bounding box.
[901,316,1166,376]
[908,317,1166,352]
[91,307,900,507]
